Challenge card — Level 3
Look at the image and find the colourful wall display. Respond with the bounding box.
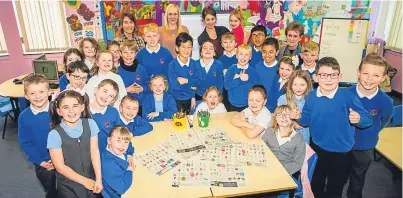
[64,0,103,46]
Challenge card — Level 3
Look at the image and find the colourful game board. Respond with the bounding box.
[195,127,234,148]
[233,142,269,167]
[134,145,182,176]
[168,129,206,159]
[199,144,236,163]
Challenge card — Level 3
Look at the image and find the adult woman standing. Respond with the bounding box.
[198,6,229,57]
[114,13,145,50]
[158,4,189,57]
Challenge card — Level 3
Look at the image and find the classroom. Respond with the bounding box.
[0,0,401,198]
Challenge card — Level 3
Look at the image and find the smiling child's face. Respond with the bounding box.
[151,77,166,96]
[236,49,251,67]
[248,91,266,114]
[201,42,215,59]
[107,133,130,156]
[94,84,117,107]
[279,63,294,80]
[206,90,219,109]
[119,99,139,122]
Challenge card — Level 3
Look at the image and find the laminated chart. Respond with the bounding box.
[172,161,247,187]
[195,127,234,148]
[134,145,182,176]
[199,144,237,163]
[233,142,269,167]
[168,129,206,159]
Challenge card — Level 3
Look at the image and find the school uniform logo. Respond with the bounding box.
[189,70,193,76]
[160,58,164,64]
[213,72,217,77]
[370,109,378,116]
[104,121,111,130]
[136,74,141,81]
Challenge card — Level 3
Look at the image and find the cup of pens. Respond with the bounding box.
[172,112,186,130]
[197,110,210,128]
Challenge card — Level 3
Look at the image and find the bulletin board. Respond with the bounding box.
[319,18,369,83]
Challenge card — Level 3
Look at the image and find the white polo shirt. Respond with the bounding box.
[242,106,272,137]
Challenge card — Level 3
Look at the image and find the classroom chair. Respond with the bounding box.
[0,97,16,139]
[390,105,402,127]
[278,153,318,198]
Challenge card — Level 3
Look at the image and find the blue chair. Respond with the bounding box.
[0,97,16,139]
[390,105,402,127]
[278,153,318,198]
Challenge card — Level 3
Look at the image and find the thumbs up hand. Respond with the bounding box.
[290,107,301,120]
[349,108,360,124]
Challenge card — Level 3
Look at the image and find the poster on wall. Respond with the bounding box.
[100,1,157,42]
[63,0,103,47]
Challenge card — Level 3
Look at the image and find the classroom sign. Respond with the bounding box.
[63,0,103,46]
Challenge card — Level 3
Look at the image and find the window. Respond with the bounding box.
[0,22,8,55]
[13,0,71,53]
[385,1,402,51]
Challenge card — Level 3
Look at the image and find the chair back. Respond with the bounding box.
[390,105,402,127]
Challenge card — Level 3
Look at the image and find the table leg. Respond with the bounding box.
[10,97,21,121]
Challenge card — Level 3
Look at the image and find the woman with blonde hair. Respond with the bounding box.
[158,3,189,56]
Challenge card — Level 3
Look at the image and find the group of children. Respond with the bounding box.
[17,18,394,198]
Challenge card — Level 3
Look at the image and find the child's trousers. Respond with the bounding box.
[347,149,374,198]
[35,165,58,198]
[310,142,351,198]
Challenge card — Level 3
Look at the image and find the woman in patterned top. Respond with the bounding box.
[114,13,145,50]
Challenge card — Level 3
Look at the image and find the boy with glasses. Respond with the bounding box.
[290,57,372,198]
[249,25,267,68]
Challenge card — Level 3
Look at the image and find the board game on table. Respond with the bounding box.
[123,112,297,198]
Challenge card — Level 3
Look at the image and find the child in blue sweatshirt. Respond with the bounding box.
[218,32,238,109]
[136,23,173,78]
[89,79,121,153]
[47,90,102,197]
[291,57,372,198]
[255,38,280,97]
[168,32,202,114]
[347,53,393,198]
[142,75,178,122]
[195,40,224,100]
[101,126,135,198]
[277,70,313,144]
[249,25,267,68]
[64,61,90,94]
[59,48,84,91]
[107,40,122,68]
[266,56,296,112]
[118,96,153,136]
[224,44,260,112]
[296,41,319,79]
[18,74,57,197]
[118,41,149,106]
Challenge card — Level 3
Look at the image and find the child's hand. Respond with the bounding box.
[40,161,52,169]
[127,163,136,172]
[126,86,137,93]
[133,85,144,94]
[46,160,55,171]
[349,108,360,124]
[83,178,95,191]
[290,107,301,119]
[127,155,135,167]
[191,98,196,110]
[93,179,103,194]
[240,72,249,81]
[237,112,246,121]
[177,77,188,85]
[294,122,303,129]
[234,73,241,79]
[147,112,159,120]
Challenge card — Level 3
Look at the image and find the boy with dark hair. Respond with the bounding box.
[255,38,280,94]
[249,25,267,68]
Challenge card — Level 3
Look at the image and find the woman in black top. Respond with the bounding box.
[197,6,230,57]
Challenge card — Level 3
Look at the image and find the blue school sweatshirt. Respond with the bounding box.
[218,54,237,70]
[168,58,202,100]
[296,88,372,152]
[255,60,279,95]
[142,93,178,122]
[266,76,287,112]
[348,85,394,150]
[296,65,315,79]
[195,59,224,96]
[101,150,132,198]
[59,74,69,91]
[224,64,260,107]
[250,47,262,68]
[118,62,149,105]
[91,106,120,153]
[18,108,51,165]
[136,46,173,78]
[118,116,153,137]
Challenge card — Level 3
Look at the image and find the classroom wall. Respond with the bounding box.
[384,50,402,93]
[0,1,64,83]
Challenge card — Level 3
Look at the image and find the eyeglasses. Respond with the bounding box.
[276,113,290,118]
[110,50,120,55]
[252,34,266,38]
[70,74,87,81]
[317,73,340,79]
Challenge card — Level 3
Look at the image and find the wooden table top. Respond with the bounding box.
[123,112,297,198]
[376,127,402,170]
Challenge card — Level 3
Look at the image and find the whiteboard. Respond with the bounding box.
[170,13,230,60]
[319,18,369,83]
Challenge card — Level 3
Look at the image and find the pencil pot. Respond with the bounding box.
[198,116,210,128]
[172,113,186,130]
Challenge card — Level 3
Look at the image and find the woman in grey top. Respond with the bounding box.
[262,105,305,175]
